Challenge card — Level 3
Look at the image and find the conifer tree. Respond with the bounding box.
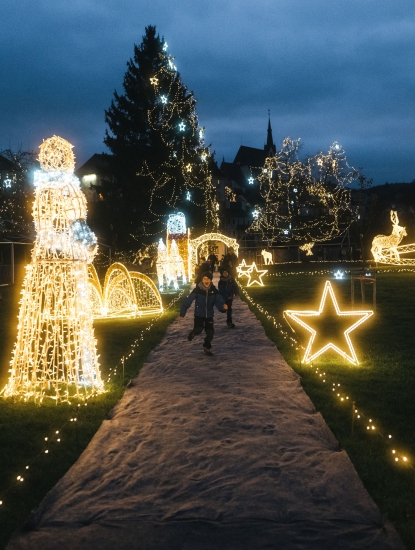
[104,26,215,249]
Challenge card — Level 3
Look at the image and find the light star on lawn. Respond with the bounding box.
[236,259,251,278]
[284,280,373,365]
[246,262,268,287]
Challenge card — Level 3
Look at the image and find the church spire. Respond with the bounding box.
[265,110,276,156]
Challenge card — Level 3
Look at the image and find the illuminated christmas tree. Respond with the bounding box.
[104,25,215,247]
[1,136,104,403]
[251,139,358,249]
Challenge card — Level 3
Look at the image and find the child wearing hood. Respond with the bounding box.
[179,271,227,356]
[218,267,239,328]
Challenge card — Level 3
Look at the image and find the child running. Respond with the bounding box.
[179,271,228,356]
[218,267,239,328]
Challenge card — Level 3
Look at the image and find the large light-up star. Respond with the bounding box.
[248,177,255,185]
[284,281,373,365]
[245,262,268,287]
[334,270,344,279]
[236,259,251,278]
[178,122,186,131]
[150,77,158,86]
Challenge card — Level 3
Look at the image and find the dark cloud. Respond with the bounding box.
[1,0,415,184]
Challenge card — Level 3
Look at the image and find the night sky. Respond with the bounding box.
[1,0,415,185]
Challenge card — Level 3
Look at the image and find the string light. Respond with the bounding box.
[261,249,273,265]
[88,262,163,317]
[156,238,187,290]
[284,280,373,365]
[243,262,268,287]
[1,136,104,403]
[250,139,357,247]
[189,233,239,275]
[371,210,414,264]
[239,280,412,472]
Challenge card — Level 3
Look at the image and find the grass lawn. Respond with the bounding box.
[0,276,186,549]
[240,262,415,549]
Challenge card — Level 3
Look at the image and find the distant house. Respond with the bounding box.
[75,153,111,201]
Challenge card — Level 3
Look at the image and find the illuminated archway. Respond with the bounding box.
[189,233,239,276]
[89,262,163,318]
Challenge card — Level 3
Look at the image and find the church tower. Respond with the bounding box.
[264,114,276,157]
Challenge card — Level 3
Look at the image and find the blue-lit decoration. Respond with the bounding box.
[167,212,186,235]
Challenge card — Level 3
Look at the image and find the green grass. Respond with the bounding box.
[240,264,415,549]
[0,280,185,549]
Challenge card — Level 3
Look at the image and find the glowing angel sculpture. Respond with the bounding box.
[2,136,104,402]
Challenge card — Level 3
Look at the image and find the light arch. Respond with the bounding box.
[189,232,239,274]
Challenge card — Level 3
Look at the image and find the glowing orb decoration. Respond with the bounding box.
[261,249,273,265]
[167,212,186,235]
[88,263,163,318]
[2,137,103,403]
[245,262,268,287]
[38,135,75,173]
[334,270,344,279]
[299,242,315,256]
[371,210,413,264]
[284,281,373,365]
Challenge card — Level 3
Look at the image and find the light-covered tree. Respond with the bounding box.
[104,25,216,249]
[251,139,358,250]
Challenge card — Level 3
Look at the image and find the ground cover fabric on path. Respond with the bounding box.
[7,289,404,549]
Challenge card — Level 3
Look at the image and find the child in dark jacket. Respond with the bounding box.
[218,267,239,328]
[179,272,227,356]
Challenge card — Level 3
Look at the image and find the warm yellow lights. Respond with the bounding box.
[189,233,239,276]
[1,137,104,403]
[88,263,163,318]
[371,210,414,265]
[156,238,187,290]
[245,262,268,287]
[236,259,251,278]
[38,135,75,173]
[299,242,315,256]
[284,281,373,365]
[261,249,273,264]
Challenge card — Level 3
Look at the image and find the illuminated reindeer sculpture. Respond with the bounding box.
[261,249,273,265]
[371,210,407,263]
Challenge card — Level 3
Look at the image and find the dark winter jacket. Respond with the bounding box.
[218,275,239,301]
[180,282,226,318]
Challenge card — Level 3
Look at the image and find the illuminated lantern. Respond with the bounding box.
[1,136,104,402]
[284,280,373,365]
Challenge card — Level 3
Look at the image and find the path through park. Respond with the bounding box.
[7,285,403,549]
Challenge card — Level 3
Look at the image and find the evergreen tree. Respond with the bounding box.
[104,25,215,250]
[251,139,358,249]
